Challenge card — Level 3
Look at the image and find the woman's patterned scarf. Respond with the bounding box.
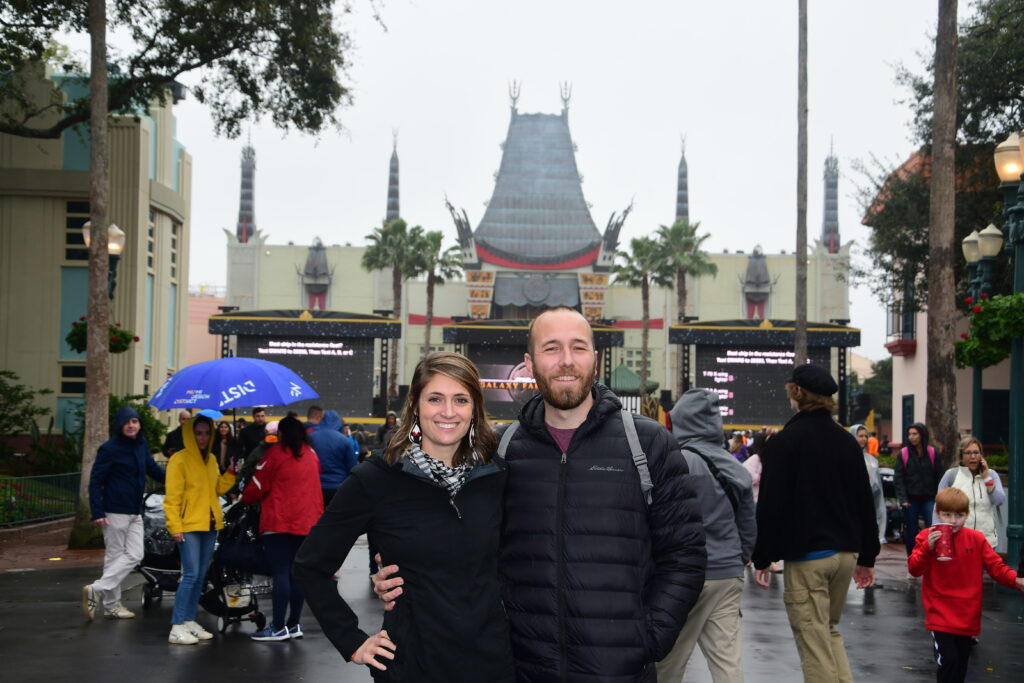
[405,444,476,499]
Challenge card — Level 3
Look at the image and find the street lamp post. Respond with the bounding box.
[961,226,1004,440]
[81,221,126,299]
[994,133,1024,564]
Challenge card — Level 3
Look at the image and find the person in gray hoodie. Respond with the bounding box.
[658,389,757,683]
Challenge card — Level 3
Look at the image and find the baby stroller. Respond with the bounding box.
[199,500,271,633]
[136,493,180,607]
[879,466,903,541]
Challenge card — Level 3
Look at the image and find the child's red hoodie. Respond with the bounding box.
[908,526,1017,635]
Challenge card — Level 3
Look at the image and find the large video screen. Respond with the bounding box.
[694,345,831,427]
[235,336,375,417]
[469,345,539,420]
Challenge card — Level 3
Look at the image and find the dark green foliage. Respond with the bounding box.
[955,292,1024,367]
[861,357,893,421]
[0,0,353,139]
[68,393,167,454]
[854,146,1006,310]
[0,370,52,436]
[899,0,1024,145]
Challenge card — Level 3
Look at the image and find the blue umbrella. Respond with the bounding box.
[148,357,319,411]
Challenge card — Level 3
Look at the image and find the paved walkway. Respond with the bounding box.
[2,521,1023,681]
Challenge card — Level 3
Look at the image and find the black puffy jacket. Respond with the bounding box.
[294,455,515,683]
[498,384,706,683]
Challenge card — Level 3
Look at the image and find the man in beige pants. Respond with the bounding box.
[751,365,879,682]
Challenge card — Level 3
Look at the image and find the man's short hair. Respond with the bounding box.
[935,487,969,514]
[526,306,594,355]
[251,407,266,418]
[307,405,324,420]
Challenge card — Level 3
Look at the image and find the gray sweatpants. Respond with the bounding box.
[89,513,144,610]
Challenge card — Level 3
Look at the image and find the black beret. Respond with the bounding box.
[789,364,838,396]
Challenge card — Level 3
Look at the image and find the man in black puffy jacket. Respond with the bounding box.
[376,307,706,682]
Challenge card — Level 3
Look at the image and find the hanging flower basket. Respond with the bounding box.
[65,317,140,354]
[955,292,1024,368]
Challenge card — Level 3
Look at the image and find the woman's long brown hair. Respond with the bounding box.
[383,352,496,466]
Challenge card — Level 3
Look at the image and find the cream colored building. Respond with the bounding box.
[0,65,192,431]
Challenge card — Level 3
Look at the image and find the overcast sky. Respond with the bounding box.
[147,1,959,361]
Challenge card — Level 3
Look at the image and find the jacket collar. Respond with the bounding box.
[518,382,622,446]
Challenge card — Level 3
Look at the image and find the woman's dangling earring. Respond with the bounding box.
[409,420,422,445]
[469,419,476,449]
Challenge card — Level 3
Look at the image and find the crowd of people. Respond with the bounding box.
[79,305,1020,683]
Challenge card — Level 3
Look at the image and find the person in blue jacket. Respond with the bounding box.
[82,406,165,621]
[310,410,358,507]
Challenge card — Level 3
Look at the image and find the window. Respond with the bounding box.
[65,202,90,261]
[170,222,180,280]
[147,211,155,270]
[886,304,915,340]
[60,364,86,395]
[622,348,647,372]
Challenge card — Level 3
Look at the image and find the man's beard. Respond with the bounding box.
[535,363,596,411]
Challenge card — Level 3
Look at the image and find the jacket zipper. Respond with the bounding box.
[558,449,567,683]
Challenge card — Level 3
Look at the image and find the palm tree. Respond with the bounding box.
[417,230,463,357]
[613,236,674,399]
[362,219,425,405]
[657,219,718,397]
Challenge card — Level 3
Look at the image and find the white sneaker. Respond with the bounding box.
[183,620,213,640]
[104,603,135,619]
[169,624,199,645]
[81,585,97,621]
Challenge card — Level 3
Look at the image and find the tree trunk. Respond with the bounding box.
[640,280,650,399]
[70,0,110,550]
[389,265,401,408]
[926,0,960,466]
[423,273,435,359]
[676,266,687,397]
[794,0,809,364]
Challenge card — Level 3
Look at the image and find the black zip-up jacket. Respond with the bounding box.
[750,409,881,569]
[294,454,514,683]
[498,384,706,683]
[893,445,942,503]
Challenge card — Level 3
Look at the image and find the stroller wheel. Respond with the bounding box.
[254,612,267,630]
[218,616,227,634]
[143,585,160,608]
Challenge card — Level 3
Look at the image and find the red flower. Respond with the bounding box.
[965,297,973,305]
[72,321,78,326]
[972,305,983,313]
[981,292,989,299]
[961,333,969,340]
[79,316,86,321]
[110,336,117,342]
[133,336,140,342]
[115,322,121,327]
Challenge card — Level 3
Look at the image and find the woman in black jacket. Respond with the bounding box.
[893,421,942,555]
[294,352,514,682]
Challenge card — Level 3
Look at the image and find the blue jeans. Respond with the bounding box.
[903,498,935,556]
[172,530,217,624]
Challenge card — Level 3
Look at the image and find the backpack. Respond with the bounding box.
[901,445,936,469]
[496,408,653,506]
[682,446,740,516]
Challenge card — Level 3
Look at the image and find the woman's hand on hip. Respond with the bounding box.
[352,630,396,670]
[172,533,184,543]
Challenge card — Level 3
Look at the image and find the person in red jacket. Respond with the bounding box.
[243,415,323,641]
[908,487,1024,683]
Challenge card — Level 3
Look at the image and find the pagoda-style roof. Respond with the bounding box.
[473,109,602,269]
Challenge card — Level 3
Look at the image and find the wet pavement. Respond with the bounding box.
[1,539,1023,682]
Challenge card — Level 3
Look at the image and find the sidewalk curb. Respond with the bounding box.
[0,516,74,538]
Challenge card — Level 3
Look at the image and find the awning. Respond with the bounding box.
[668,319,860,347]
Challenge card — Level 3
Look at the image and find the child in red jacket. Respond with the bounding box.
[908,488,1024,682]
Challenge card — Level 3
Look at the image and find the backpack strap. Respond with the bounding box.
[901,446,909,468]
[927,446,936,467]
[496,421,520,458]
[621,409,653,506]
[682,445,740,516]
